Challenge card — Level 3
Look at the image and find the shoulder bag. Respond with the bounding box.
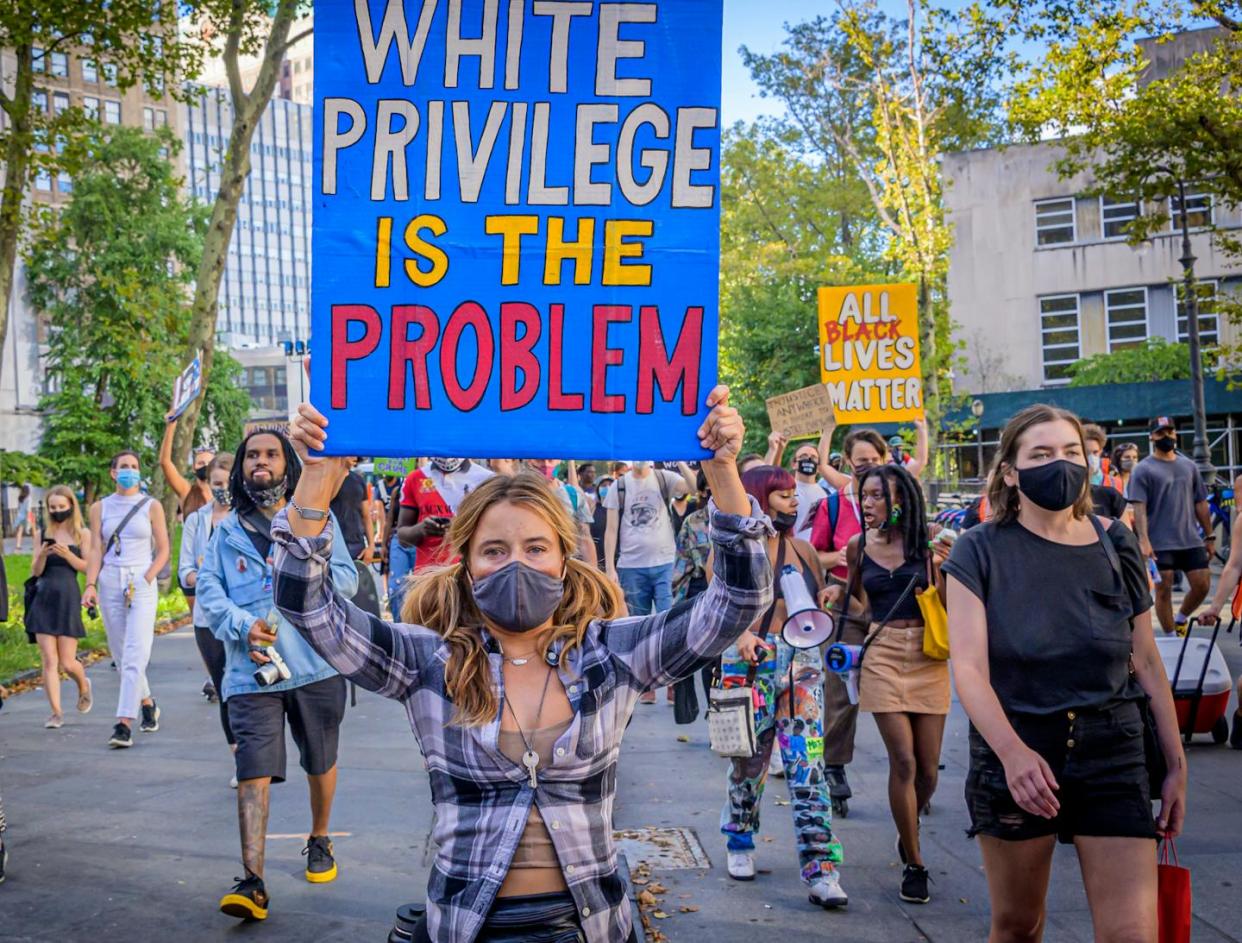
[918,554,950,661]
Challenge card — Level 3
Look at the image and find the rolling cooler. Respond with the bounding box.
[1156,618,1232,745]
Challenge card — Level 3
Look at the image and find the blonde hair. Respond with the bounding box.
[401,471,625,726]
[986,404,1093,525]
[45,484,86,543]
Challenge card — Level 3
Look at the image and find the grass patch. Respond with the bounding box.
[1,522,189,683]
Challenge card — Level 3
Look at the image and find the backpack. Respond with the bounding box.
[613,472,675,564]
[808,491,842,553]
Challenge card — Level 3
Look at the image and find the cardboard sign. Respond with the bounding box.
[766,384,834,439]
[374,457,418,476]
[311,0,723,459]
[169,357,202,421]
[818,284,924,423]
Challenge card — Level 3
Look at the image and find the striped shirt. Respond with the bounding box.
[271,501,773,943]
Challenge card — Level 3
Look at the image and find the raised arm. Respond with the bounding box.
[159,417,192,501]
[906,417,929,479]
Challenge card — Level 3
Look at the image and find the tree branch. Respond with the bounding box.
[277,27,313,56]
[224,0,249,112]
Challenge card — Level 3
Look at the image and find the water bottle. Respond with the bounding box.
[1147,558,1162,585]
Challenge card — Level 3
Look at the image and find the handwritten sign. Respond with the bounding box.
[766,384,834,439]
[374,457,418,476]
[311,0,722,460]
[168,357,202,421]
[818,283,924,423]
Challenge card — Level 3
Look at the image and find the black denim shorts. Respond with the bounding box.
[228,675,347,783]
[965,699,1158,845]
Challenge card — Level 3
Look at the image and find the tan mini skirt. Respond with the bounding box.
[858,622,951,715]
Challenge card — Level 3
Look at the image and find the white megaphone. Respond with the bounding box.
[779,565,835,649]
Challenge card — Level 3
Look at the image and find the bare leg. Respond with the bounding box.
[911,713,947,814]
[1075,836,1157,943]
[237,778,271,879]
[873,712,921,864]
[1154,573,1175,633]
[308,765,337,837]
[979,835,1056,943]
[1180,568,1210,618]
[56,636,87,695]
[37,635,61,716]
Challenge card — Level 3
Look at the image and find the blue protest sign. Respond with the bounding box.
[312,0,721,460]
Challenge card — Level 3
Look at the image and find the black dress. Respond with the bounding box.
[25,545,85,640]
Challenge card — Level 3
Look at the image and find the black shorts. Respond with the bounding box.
[965,700,1158,845]
[1155,546,1209,574]
[228,675,347,783]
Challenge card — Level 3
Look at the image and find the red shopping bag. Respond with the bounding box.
[1158,840,1192,943]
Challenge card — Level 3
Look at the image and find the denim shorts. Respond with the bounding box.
[965,699,1158,845]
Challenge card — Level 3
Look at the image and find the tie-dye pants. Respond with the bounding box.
[719,637,844,883]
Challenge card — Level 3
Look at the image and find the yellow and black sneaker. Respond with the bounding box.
[303,835,338,884]
[219,875,269,920]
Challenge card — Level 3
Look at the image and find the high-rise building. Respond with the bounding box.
[197,12,313,105]
[0,43,183,451]
[181,85,312,349]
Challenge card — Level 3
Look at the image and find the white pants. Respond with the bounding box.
[99,566,158,720]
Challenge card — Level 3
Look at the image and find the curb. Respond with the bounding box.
[0,611,192,697]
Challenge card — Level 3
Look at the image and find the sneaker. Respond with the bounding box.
[1231,710,1242,750]
[726,851,756,881]
[825,765,852,800]
[202,680,219,703]
[44,714,64,729]
[77,679,93,714]
[900,864,931,904]
[639,691,656,704]
[219,874,269,920]
[303,835,338,883]
[140,702,160,733]
[108,723,133,748]
[229,774,239,789]
[768,751,785,779]
[808,870,848,909]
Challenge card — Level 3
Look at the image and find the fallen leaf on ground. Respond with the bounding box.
[653,911,669,919]
[680,905,700,913]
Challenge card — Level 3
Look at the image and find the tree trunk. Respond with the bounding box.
[0,45,35,392]
[171,0,301,467]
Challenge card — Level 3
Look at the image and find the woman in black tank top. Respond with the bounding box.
[826,462,950,906]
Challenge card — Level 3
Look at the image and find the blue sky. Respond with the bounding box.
[721,0,823,126]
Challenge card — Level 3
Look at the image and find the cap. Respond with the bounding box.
[1149,416,1176,433]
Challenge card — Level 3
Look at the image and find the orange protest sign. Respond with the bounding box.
[818,283,924,423]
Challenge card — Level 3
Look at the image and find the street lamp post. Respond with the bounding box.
[1172,176,1216,487]
[970,399,985,480]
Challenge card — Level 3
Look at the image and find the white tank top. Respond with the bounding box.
[101,492,154,570]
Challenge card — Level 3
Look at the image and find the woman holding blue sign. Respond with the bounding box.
[273,387,771,943]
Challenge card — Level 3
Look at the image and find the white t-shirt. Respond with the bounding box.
[602,470,681,568]
[425,463,494,513]
[553,480,593,527]
[794,479,827,538]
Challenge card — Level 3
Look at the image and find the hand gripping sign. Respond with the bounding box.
[818,283,924,424]
[312,0,722,460]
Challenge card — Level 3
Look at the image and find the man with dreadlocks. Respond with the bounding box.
[824,462,951,907]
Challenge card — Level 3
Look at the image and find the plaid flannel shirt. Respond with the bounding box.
[271,500,773,943]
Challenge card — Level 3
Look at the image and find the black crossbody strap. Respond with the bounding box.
[104,497,151,556]
[859,566,923,658]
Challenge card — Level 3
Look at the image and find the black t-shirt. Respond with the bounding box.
[330,471,368,560]
[1091,484,1127,520]
[941,518,1152,715]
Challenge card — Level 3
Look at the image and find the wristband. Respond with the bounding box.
[290,498,329,521]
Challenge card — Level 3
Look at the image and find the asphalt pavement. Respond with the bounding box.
[1,622,1241,942]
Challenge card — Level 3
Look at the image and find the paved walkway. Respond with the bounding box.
[1,624,1241,942]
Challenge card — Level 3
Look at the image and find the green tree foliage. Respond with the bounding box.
[198,349,251,454]
[1067,337,1201,386]
[0,451,58,488]
[24,126,206,499]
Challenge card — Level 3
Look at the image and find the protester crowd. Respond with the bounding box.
[4,386,1231,943]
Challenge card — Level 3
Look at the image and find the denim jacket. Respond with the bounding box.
[196,509,358,698]
[178,503,217,627]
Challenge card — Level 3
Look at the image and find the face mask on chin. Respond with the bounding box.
[243,477,287,508]
[772,509,797,532]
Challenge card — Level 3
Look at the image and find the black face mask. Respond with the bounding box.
[49,508,73,523]
[772,510,798,533]
[194,466,209,481]
[1016,459,1087,512]
[796,459,818,477]
[1153,436,1176,454]
[853,463,876,483]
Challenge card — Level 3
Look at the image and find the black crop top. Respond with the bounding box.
[860,553,926,622]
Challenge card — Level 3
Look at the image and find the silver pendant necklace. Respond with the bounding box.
[502,650,537,667]
[503,667,554,789]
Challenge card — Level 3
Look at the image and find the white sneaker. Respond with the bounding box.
[229,774,239,789]
[44,713,64,729]
[768,752,784,778]
[727,851,756,881]
[809,870,848,909]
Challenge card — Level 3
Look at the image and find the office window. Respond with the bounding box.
[82,96,99,119]
[102,62,118,86]
[143,106,155,131]
[1176,280,1220,347]
[34,170,52,191]
[82,59,98,83]
[57,172,72,194]
[1035,198,1076,246]
[156,109,168,128]
[1040,294,1081,384]
[52,92,69,115]
[50,52,68,77]
[103,100,121,125]
[1101,196,1140,239]
[32,90,48,113]
[1105,288,1148,351]
[1169,189,1213,231]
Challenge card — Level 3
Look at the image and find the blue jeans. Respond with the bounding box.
[617,564,674,617]
[388,536,417,614]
